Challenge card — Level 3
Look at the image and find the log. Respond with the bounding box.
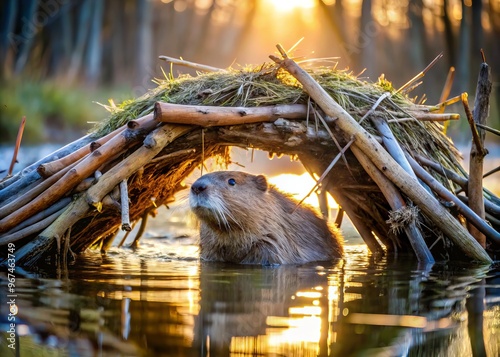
[7,116,26,177]
[271,51,492,263]
[154,102,308,126]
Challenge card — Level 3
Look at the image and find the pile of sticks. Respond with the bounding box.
[1,46,499,267]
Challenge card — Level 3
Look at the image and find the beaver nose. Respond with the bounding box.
[191,181,208,194]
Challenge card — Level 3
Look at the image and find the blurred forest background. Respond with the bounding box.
[0,0,499,144]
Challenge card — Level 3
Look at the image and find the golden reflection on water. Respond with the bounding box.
[1,242,500,356]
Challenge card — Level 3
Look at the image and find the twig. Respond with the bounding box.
[120,179,131,231]
[476,123,500,137]
[130,211,150,248]
[462,93,486,157]
[484,165,500,179]
[438,67,456,113]
[333,190,384,254]
[395,53,443,95]
[295,137,355,209]
[466,60,492,247]
[7,116,26,177]
[387,113,460,123]
[154,102,308,126]
[159,55,225,73]
[358,92,390,124]
[432,95,460,113]
[151,148,196,163]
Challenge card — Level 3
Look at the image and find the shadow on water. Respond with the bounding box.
[1,239,499,357]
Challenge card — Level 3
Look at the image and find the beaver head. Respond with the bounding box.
[190,171,268,232]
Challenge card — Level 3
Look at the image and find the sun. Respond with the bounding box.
[267,0,316,12]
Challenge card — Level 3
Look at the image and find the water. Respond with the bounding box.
[1,145,500,356]
[1,237,499,357]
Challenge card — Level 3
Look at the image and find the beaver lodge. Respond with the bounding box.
[1,46,499,267]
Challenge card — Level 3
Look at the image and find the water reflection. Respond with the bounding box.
[0,241,499,356]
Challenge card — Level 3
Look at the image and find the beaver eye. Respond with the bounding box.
[228,178,236,186]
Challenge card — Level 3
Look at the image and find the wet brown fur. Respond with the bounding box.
[189,171,343,264]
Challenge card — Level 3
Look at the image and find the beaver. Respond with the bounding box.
[189,171,343,264]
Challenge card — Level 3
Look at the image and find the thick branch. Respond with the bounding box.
[467,61,492,247]
[154,102,308,126]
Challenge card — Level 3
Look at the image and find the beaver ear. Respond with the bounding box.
[254,175,268,192]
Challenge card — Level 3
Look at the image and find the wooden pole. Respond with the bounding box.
[465,59,492,248]
[154,102,308,126]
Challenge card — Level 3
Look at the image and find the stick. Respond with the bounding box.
[37,122,126,178]
[154,102,308,126]
[438,67,456,115]
[1,197,71,236]
[130,211,150,248]
[395,53,443,94]
[333,190,384,254]
[295,137,355,209]
[387,113,460,123]
[352,146,434,263]
[414,154,468,189]
[270,50,491,262]
[457,195,500,217]
[476,123,500,137]
[158,55,225,72]
[7,116,26,177]
[371,116,417,180]
[406,154,499,246]
[465,60,492,247]
[120,179,131,231]
[462,93,487,157]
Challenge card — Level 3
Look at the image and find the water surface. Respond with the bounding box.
[1,237,499,357]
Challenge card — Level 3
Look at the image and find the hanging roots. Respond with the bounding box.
[386,205,420,234]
